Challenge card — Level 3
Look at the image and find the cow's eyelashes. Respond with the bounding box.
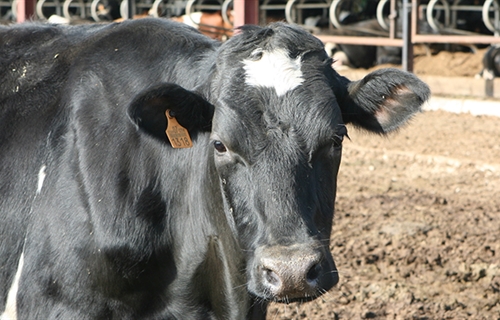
[214,140,227,153]
[334,125,348,148]
[332,135,344,148]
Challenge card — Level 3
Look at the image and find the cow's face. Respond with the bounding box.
[210,102,342,302]
[209,33,345,302]
[207,23,429,303]
[129,22,429,304]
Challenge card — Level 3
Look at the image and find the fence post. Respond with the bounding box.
[234,0,259,28]
[16,0,36,23]
[402,0,414,72]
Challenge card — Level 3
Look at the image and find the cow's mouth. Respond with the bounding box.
[250,292,323,304]
[249,275,336,304]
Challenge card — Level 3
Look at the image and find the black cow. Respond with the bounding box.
[0,19,429,319]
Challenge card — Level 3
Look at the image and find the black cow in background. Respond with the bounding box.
[0,20,429,319]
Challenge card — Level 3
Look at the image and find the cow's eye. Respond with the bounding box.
[333,135,344,148]
[334,125,348,148]
[214,140,227,153]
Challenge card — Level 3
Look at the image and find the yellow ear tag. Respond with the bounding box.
[165,110,193,148]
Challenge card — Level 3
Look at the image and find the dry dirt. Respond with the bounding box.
[412,47,487,78]
[268,110,500,319]
[363,45,487,78]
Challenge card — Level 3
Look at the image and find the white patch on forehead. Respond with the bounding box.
[37,165,46,194]
[1,251,24,320]
[242,48,304,96]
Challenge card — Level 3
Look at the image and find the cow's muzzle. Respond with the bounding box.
[250,243,338,302]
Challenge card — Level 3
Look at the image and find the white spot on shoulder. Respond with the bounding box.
[1,252,24,320]
[242,48,303,96]
[37,165,47,194]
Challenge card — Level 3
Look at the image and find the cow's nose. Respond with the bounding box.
[255,244,337,300]
[260,254,321,297]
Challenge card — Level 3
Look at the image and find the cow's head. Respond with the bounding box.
[129,23,429,303]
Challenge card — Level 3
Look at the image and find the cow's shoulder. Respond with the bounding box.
[0,23,107,61]
[0,23,105,103]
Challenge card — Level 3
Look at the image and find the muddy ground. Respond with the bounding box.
[268,110,500,319]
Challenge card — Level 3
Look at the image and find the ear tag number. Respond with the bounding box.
[165,110,193,148]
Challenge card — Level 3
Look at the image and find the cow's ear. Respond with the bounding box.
[128,83,214,142]
[338,68,430,133]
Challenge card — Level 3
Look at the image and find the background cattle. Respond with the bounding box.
[483,45,500,77]
[0,19,429,319]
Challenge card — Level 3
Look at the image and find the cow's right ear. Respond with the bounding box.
[128,83,214,142]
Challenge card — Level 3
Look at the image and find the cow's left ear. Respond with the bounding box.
[337,68,430,133]
[128,83,214,142]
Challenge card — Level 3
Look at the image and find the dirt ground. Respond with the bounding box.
[412,47,487,78]
[361,45,487,78]
[267,110,500,319]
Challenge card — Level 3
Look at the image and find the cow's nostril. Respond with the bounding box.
[263,267,280,287]
[306,263,321,284]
